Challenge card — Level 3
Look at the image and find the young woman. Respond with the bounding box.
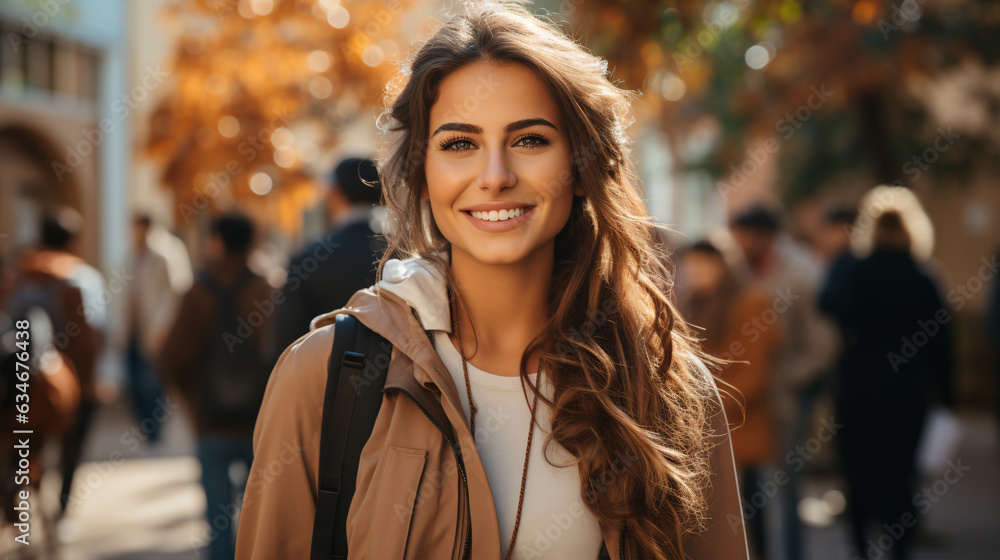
[236,2,747,559]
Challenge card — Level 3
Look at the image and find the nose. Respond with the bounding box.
[475,144,516,193]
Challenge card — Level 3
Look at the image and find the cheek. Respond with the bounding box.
[527,150,574,205]
[424,159,462,206]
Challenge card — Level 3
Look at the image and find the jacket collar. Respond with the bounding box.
[307,254,455,387]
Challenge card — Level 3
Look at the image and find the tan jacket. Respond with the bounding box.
[235,258,748,560]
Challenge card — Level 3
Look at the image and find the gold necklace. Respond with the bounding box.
[449,286,538,560]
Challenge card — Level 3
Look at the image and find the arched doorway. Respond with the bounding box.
[0,124,82,263]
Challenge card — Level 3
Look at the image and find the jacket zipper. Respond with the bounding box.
[382,387,472,560]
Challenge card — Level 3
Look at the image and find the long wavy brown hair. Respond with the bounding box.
[374,1,721,557]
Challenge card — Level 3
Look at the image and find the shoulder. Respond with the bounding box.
[682,352,721,402]
[258,322,337,434]
[680,351,730,433]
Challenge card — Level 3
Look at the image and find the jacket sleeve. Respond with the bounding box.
[684,359,751,560]
[235,322,335,559]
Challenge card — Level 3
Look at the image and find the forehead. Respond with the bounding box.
[428,61,563,131]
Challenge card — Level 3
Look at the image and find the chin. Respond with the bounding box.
[455,241,541,266]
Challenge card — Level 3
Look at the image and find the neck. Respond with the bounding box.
[448,244,552,376]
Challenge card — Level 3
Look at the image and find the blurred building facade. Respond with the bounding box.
[0,0,129,273]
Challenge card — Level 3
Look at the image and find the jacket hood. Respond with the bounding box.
[305,254,468,429]
[309,255,451,333]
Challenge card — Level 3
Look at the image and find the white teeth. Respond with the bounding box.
[470,207,528,222]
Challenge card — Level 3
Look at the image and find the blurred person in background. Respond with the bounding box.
[677,240,781,559]
[818,205,860,322]
[729,204,839,559]
[0,250,83,541]
[121,213,193,447]
[984,246,1000,465]
[17,208,108,518]
[817,205,859,264]
[269,157,386,363]
[158,212,273,560]
[820,210,953,559]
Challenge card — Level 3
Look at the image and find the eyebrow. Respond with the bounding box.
[430,118,558,138]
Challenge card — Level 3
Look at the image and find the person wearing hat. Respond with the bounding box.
[268,157,387,364]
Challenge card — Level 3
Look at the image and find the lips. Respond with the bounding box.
[467,207,530,222]
[461,205,536,232]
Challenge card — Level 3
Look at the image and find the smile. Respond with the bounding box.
[467,207,531,222]
[460,205,536,232]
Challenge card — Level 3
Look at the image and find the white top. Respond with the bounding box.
[432,330,604,560]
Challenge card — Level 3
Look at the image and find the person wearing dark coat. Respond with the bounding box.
[268,157,386,363]
[819,210,953,560]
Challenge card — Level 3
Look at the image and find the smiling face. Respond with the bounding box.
[423,61,582,266]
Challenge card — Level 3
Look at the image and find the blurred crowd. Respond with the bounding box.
[673,185,996,560]
[0,156,385,559]
[0,168,997,560]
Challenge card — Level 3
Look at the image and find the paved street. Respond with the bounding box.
[0,395,997,559]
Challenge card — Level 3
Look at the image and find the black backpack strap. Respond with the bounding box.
[310,313,392,560]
